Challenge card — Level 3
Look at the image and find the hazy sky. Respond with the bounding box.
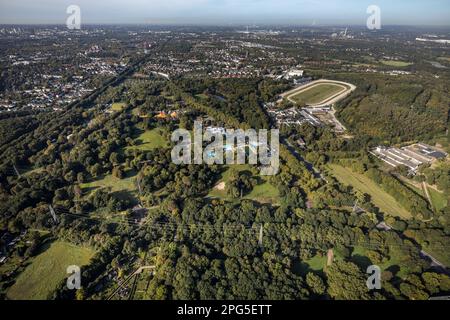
[0,0,449,26]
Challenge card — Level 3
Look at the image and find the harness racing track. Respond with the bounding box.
[281,79,356,107]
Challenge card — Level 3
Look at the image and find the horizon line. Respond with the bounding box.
[1,23,450,28]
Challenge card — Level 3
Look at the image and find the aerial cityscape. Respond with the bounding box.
[0,0,449,309]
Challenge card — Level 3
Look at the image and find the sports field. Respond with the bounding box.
[7,241,94,300]
[289,83,346,105]
[281,80,355,107]
[328,164,412,219]
[380,60,413,67]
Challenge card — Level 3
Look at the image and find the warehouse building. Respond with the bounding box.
[370,143,448,174]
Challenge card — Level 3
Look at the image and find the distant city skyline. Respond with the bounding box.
[0,0,449,26]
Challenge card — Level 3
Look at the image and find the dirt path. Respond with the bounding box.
[422,182,434,211]
[327,249,334,267]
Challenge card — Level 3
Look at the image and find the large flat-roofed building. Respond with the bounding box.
[266,107,322,127]
[370,143,448,174]
[408,143,448,160]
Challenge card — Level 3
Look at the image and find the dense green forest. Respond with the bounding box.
[1,72,449,301]
[334,74,449,144]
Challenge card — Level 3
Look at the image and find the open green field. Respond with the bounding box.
[289,83,346,105]
[126,128,168,152]
[380,60,413,67]
[428,187,448,212]
[208,165,279,204]
[81,169,137,194]
[351,246,410,278]
[294,251,344,276]
[303,255,327,271]
[328,164,412,218]
[296,245,411,279]
[293,255,327,276]
[7,241,94,300]
[111,102,127,112]
[400,177,447,213]
[246,181,279,203]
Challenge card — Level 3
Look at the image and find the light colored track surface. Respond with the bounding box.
[280,79,356,107]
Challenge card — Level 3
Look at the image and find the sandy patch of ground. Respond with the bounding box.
[215,182,226,191]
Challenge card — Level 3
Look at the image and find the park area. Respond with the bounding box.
[81,169,138,194]
[328,164,412,219]
[80,127,169,202]
[7,241,95,300]
[295,246,411,279]
[208,164,279,204]
[126,128,168,152]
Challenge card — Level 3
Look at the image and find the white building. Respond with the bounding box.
[285,69,304,80]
